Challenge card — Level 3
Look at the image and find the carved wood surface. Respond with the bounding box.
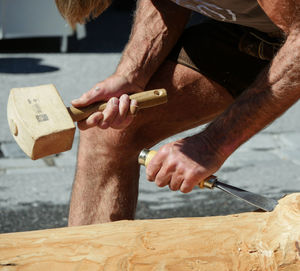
[0,194,299,270]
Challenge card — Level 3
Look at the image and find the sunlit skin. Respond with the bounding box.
[68,0,300,225]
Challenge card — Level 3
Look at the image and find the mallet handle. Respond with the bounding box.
[67,89,167,122]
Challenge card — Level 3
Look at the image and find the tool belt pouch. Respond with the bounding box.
[238,31,282,61]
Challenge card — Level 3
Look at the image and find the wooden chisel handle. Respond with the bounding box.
[138,148,217,189]
[67,89,167,122]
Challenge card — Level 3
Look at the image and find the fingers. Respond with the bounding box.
[72,74,143,129]
[100,95,138,129]
[146,149,182,190]
[148,165,200,193]
[149,167,194,193]
[110,95,138,129]
[179,172,198,193]
[78,94,138,130]
[145,146,205,193]
[169,172,185,191]
[100,97,120,129]
[86,112,104,127]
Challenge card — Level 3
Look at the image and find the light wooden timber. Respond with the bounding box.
[0,193,300,270]
[7,84,167,160]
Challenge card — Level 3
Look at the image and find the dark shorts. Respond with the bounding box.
[168,20,283,98]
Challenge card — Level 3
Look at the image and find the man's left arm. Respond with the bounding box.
[204,0,300,158]
[146,0,300,193]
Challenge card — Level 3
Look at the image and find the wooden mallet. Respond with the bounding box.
[7,84,167,160]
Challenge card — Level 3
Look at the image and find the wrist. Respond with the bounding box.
[115,63,150,90]
[195,130,236,162]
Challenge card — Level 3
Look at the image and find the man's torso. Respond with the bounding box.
[170,0,280,33]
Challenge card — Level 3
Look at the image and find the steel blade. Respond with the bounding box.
[214,181,278,212]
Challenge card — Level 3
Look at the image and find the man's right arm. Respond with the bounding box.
[72,0,191,129]
[116,0,191,89]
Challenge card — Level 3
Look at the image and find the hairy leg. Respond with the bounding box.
[68,61,234,226]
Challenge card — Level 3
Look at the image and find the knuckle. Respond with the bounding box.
[119,99,130,117]
[146,169,155,181]
[166,157,177,169]
[103,101,119,120]
[109,97,119,107]
[183,174,197,188]
[77,121,88,130]
[180,187,190,194]
[180,181,193,193]
[160,145,170,155]
[146,175,154,182]
[169,181,179,191]
[154,173,168,188]
[155,171,171,188]
[120,94,129,101]
[110,104,119,115]
[156,179,166,187]
[98,121,109,129]
[93,84,103,92]
[86,118,97,127]
[186,167,201,180]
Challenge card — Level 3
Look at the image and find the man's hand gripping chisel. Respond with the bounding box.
[138,149,279,212]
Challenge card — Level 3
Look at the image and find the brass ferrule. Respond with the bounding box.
[138,149,150,166]
[199,175,217,189]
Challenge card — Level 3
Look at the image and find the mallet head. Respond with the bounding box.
[7,84,75,160]
[7,84,167,160]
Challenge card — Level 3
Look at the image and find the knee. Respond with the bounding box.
[78,125,146,159]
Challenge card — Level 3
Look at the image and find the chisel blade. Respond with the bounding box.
[213,180,278,212]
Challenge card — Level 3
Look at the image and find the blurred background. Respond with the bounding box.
[0,0,136,53]
[0,0,299,234]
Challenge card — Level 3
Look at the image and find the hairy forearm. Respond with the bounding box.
[202,27,300,158]
[115,0,191,88]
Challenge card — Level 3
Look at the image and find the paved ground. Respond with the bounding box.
[0,8,300,233]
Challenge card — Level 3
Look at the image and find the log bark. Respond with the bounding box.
[0,193,300,271]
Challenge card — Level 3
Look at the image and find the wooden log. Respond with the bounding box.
[0,193,300,271]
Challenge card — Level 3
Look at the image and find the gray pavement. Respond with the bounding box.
[0,11,300,233]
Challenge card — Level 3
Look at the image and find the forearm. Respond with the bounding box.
[202,27,300,158]
[115,0,191,88]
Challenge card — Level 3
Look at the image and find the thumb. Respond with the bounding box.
[72,85,107,108]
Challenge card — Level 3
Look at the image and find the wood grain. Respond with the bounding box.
[1,193,299,270]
